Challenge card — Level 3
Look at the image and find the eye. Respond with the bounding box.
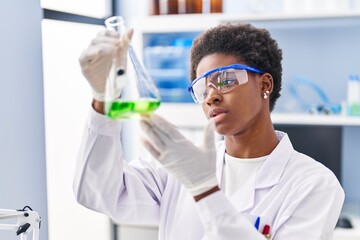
[218,78,237,87]
[218,77,238,87]
[217,71,238,87]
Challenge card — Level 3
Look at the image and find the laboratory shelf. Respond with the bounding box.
[132,11,360,33]
[271,113,360,126]
[137,12,360,128]
[156,103,360,128]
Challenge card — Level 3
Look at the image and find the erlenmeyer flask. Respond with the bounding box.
[104,16,161,120]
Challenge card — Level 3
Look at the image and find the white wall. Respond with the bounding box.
[41,19,112,240]
[0,0,48,239]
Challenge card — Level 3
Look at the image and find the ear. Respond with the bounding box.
[260,73,274,94]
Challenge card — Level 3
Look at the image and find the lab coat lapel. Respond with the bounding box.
[217,131,294,212]
[229,171,257,212]
[255,131,293,189]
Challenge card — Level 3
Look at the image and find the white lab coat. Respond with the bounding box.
[73,109,345,240]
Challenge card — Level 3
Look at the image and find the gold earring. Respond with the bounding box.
[263,90,270,99]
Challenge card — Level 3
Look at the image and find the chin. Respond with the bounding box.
[215,123,245,137]
[214,124,232,136]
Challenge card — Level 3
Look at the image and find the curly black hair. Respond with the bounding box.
[190,23,283,112]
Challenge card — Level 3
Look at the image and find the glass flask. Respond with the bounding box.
[104,16,161,120]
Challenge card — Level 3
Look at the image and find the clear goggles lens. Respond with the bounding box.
[188,64,264,103]
[190,68,248,103]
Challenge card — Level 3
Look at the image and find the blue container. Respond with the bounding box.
[143,33,199,102]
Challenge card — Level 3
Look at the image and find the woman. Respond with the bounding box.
[74,23,344,239]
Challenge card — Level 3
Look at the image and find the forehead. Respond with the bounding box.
[196,54,245,77]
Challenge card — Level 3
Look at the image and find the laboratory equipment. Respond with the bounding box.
[210,0,222,12]
[159,0,179,14]
[104,16,161,120]
[0,206,41,240]
[185,0,203,13]
[149,0,160,15]
[347,74,360,116]
[143,33,196,102]
[287,76,341,115]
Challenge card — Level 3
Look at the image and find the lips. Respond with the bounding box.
[209,107,228,118]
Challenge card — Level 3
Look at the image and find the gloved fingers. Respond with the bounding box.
[149,114,185,141]
[114,46,128,69]
[91,30,121,49]
[141,137,161,159]
[91,36,120,46]
[111,29,133,70]
[114,43,129,60]
[121,28,134,43]
[95,29,132,46]
[97,29,120,38]
[79,43,116,66]
[140,119,167,151]
[80,29,125,65]
[141,116,174,144]
[202,119,216,149]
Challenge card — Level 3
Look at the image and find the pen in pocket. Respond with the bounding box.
[262,224,271,239]
[254,216,260,230]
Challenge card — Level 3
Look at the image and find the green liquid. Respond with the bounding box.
[106,99,161,120]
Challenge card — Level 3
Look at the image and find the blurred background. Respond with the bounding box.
[1,0,360,239]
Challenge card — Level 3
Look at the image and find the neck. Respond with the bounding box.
[224,116,279,158]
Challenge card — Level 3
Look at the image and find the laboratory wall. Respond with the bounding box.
[0,0,48,239]
[42,19,112,240]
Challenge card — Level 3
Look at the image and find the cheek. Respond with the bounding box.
[238,95,262,114]
[221,91,262,133]
[236,83,263,111]
[230,90,259,116]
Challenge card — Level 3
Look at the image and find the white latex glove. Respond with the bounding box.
[79,29,133,101]
[140,114,218,196]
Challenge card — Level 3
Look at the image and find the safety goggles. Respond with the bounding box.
[188,64,264,103]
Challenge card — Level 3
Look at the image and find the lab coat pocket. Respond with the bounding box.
[243,213,273,239]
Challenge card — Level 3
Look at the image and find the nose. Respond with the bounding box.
[205,87,222,105]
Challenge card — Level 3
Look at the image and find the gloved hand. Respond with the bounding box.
[79,29,133,101]
[140,114,218,196]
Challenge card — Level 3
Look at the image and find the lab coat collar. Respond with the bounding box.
[215,131,294,211]
[255,131,293,189]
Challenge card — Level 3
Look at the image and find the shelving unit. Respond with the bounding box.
[132,11,360,33]
[156,103,360,128]
[133,11,360,120]
[272,113,360,126]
